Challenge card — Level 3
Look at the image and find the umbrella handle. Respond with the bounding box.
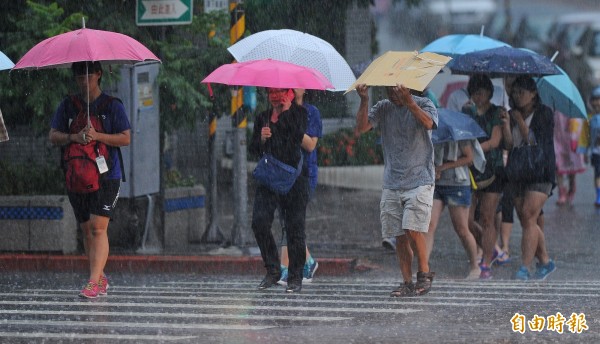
[207,83,215,101]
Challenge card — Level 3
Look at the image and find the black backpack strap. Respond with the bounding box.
[60,96,78,172]
[98,95,127,183]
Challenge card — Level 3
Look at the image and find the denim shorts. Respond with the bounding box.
[433,185,471,207]
[380,184,434,237]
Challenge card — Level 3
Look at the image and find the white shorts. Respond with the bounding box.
[380,185,434,237]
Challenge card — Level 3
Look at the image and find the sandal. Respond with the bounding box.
[390,282,415,297]
[492,250,511,266]
[414,271,435,296]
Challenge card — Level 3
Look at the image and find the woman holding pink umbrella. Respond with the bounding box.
[249,87,308,293]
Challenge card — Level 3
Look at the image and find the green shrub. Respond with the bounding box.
[317,128,383,166]
[164,169,196,188]
[0,161,65,195]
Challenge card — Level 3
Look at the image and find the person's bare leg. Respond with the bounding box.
[406,230,429,273]
[556,174,567,205]
[425,200,444,259]
[85,215,110,283]
[535,214,547,261]
[395,234,413,283]
[515,192,548,267]
[500,221,513,255]
[448,206,479,273]
[467,193,483,251]
[567,174,577,204]
[479,192,501,267]
[280,246,289,267]
[280,246,311,268]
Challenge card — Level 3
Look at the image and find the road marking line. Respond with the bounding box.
[0,300,425,313]
[0,319,274,331]
[0,332,195,341]
[9,290,549,303]
[158,280,600,290]
[0,309,352,322]
[1,293,490,307]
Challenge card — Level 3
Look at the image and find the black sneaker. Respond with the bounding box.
[285,282,302,293]
[258,273,281,290]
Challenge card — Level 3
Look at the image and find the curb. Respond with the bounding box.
[0,254,357,275]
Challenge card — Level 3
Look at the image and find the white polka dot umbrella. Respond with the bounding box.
[227,29,355,92]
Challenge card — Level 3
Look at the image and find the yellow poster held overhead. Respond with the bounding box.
[346,51,452,93]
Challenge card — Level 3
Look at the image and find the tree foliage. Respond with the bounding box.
[0,0,424,133]
[0,0,230,135]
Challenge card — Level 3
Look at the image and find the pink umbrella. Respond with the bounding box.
[12,23,160,126]
[13,27,160,70]
[202,59,334,90]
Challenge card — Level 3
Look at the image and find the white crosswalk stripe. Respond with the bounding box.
[0,277,597,342]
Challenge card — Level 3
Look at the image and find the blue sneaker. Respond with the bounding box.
[533,259,556,280]
[277,265,288,286]
[515,266,530,281]
[303,260,319,283]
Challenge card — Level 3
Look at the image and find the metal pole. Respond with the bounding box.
[229,0,249,246]
[202,110,226,243]
[231,105,248,246]
[136,194,161,254]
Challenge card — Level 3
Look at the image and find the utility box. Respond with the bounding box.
[111,62,161,198]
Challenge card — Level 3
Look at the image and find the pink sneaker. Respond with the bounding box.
[98,274,109,296]
[79,280,99,299]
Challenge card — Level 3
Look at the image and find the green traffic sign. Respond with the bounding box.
[136,0,192,26]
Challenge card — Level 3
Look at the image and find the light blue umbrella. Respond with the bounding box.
[0,51,15,71]
[536,65,587,119]
[432,108,488,144]
[420,34,511,59]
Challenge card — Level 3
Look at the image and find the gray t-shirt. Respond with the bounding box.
[368,96,438,190]
[436,141,471,186]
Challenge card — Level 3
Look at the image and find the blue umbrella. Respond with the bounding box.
[536,65,587,119]
[420,34,511,59]
[450,46,561,77]
[0,51,14,71]
[432,108,488,144]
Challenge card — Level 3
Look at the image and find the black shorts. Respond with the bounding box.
[477,174,504,193]
[592,154,600,179]
[67,179,120,223]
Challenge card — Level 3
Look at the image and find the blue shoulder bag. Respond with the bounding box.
[252,152,303,195]
[251,113,303,194]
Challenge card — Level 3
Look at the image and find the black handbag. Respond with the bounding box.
[505,144,546,183]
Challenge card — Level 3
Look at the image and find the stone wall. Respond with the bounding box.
[0,195,77,253]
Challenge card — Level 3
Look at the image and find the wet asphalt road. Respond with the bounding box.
[1,167,599,343]
[0,272,599,343]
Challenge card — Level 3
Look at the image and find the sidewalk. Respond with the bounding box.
[0,253,357,276]
[0,165,386,276]
[3,166,598,281]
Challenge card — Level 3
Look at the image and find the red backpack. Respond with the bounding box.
[62,96,114,193]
